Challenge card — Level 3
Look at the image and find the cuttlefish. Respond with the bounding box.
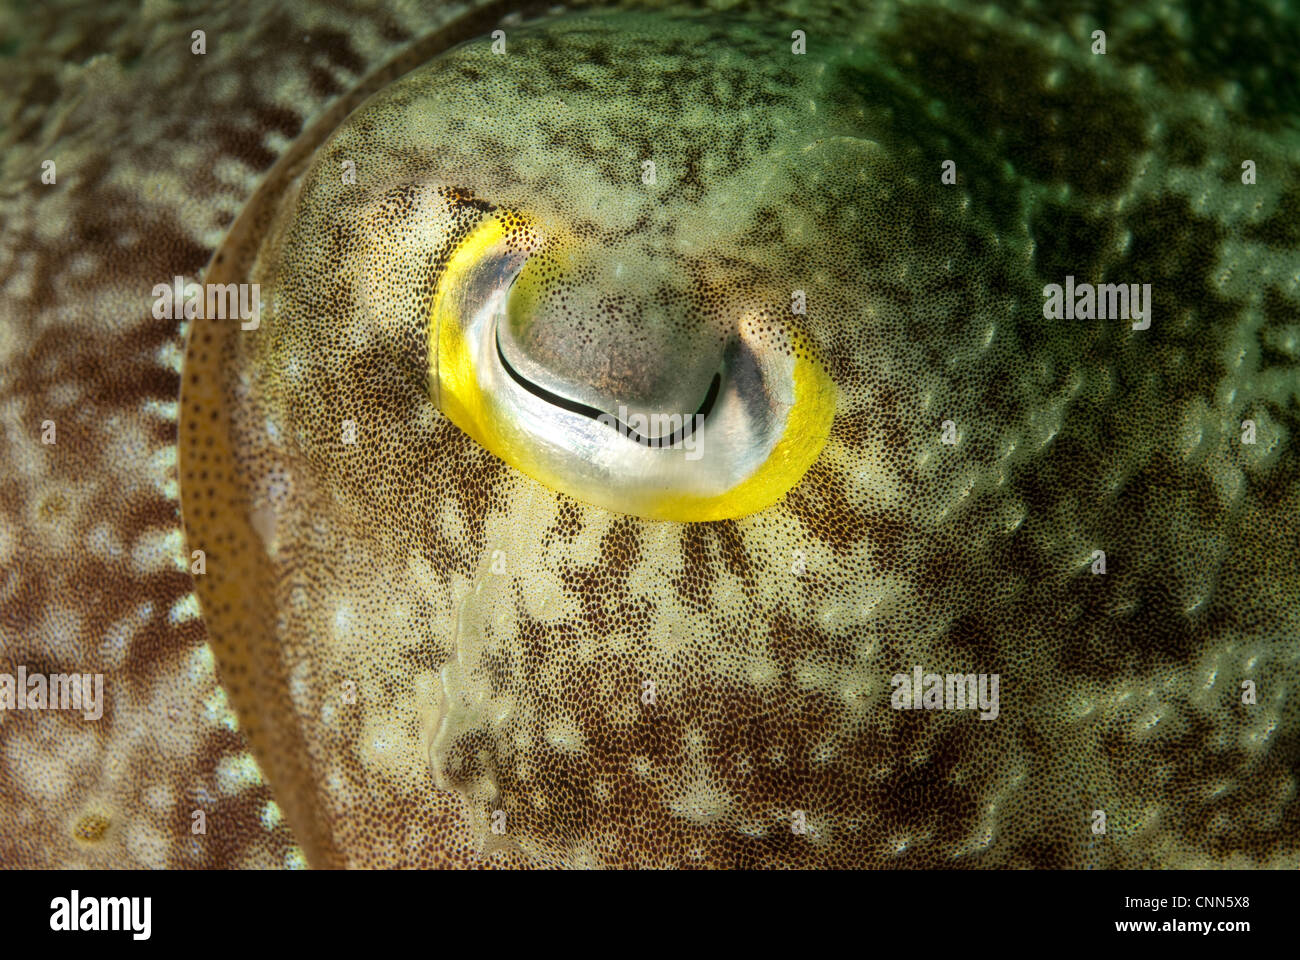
[1,0,1297,869]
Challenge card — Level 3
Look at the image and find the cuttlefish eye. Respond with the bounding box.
[429,210,836,520]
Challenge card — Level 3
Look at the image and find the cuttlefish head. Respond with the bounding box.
[185,10,1026,867]
[177,6,1300,869]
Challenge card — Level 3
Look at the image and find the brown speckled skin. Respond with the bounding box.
[2,0,1298,869]
[0,0,528,868]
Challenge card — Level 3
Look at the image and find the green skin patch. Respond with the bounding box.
[0,0,1297,869]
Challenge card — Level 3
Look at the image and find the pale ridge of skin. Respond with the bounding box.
[3,0,1299,869]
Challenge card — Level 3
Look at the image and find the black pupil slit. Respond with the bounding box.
[494,325,721,448]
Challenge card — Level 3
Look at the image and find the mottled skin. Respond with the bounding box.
[1,0,1298,869]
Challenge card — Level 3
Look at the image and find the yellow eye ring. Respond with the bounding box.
[428,213,836,522]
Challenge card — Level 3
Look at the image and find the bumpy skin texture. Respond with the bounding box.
[2,0,1299,869]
